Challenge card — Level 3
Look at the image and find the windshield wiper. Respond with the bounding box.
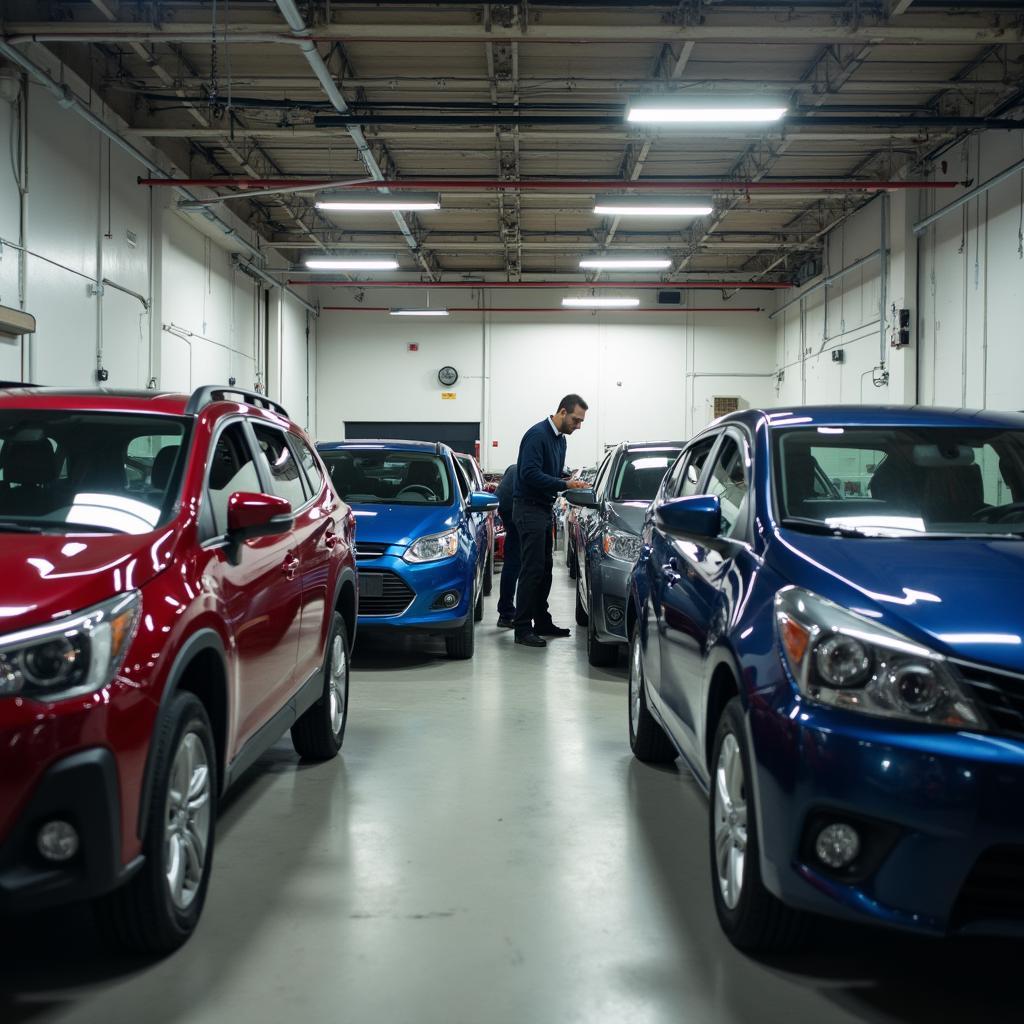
[779,517,870,538]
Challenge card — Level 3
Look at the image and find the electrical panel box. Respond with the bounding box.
[831,349,845,363]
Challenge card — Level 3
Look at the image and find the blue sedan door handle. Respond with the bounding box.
[663,557,682,587]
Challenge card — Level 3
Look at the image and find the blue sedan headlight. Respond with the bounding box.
[403,528,459,563]
[775,586,987,730]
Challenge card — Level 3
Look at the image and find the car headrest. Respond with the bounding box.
[151,445,180,490]
[2,437,59,486]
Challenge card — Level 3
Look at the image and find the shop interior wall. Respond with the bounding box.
[314,296,776,471]
[774,132,1024,412]
[0,60,314,429]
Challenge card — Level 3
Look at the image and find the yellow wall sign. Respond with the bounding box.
[441,391,456,400]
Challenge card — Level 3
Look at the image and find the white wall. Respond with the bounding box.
[315,292,776,471]
[775,132,1024,412]
[0,52,313,428]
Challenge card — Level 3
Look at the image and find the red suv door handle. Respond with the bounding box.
[283,556,300,580]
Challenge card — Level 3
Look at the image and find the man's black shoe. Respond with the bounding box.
[535,624,571,638]
[515,632,547,648]
[496,616,515,629]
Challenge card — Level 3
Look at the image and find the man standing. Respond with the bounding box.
[512,395,589,648]
[495,464,519,629]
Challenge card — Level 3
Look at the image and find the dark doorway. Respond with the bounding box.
[344,421,481,455]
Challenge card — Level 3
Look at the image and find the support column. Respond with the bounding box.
[885,189,919,404]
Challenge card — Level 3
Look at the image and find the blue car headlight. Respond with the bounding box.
[403,528,460,564]
[602,527,642,563]
[775,586,987,730]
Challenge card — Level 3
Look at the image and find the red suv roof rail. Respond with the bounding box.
[185,385,289,419]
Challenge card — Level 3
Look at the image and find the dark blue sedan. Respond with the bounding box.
[317,440,497,659]
[628,405,1024,951]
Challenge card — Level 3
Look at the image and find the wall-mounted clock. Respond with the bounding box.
[438,365,459,387]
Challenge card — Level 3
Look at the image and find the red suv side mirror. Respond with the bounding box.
[227,491,293,542]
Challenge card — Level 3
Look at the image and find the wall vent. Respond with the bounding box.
[712,396,741,418]
[657,290,681,305]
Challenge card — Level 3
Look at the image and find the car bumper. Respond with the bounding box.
[0,747,140,912]
[357,554,474,634]
[589,557,631,643]
[750,692,1024,936]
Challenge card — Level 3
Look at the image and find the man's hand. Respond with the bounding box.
[566,479,590,490]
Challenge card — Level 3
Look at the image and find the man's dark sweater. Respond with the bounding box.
[495,464,517,519]
[514,419,567,506]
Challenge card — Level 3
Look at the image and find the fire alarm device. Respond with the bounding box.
[408,343,419,352]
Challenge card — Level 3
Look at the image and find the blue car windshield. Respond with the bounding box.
[610,449,682,502]
[774,426,1024,537]
[321,450,453,505]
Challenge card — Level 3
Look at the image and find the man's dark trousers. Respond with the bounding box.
[496,505,521,621]
[512,499,554,636]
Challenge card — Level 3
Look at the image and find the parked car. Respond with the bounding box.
[566,441,683,666]
[317,440,497,658]
[628,405,1024,952]
[454,451,495,595]
[563,465,598,577]
[0,385,356,952]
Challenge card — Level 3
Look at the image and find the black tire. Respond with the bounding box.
[575,573,589,627]
[291,612,350,760]
[482,551,493,596]
[709,697,807,953]
[628,625,677,764]
[586,582,618,667]
[446,611,476,659]
[473,585,484,623]
[95,692,217,953]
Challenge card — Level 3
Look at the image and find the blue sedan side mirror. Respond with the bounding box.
[655,495,721,538]
[565,488,599,509]
[468,491,499,512]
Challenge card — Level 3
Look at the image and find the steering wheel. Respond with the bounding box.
[971,501,1024,523]
[396,485,434,499]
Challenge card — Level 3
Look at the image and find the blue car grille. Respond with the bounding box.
[953,662,1024,738]
[359,570,415,617]
[355,542,390,561]
[952,845,1024,928]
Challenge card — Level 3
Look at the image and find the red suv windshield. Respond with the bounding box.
[0,410,190,535]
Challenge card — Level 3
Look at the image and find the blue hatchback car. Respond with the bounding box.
[629,405,1024,951]
[317,440,497,659]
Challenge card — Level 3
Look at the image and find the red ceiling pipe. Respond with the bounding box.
[139,176,964,192]
[292,279,791,289]
[320,306,765,314]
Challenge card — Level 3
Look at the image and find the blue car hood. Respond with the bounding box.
[350,501,460,548]
[776,531,1024,673]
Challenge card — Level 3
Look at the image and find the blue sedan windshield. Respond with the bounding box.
[774,426,1024,536]
[321,450,453,505]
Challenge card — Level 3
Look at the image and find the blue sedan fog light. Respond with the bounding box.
[37,820,80,863]
[432,590,461,610]
[815,822,860,870]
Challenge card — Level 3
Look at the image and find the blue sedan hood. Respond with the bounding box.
[350,501,460,548]
[775,531,1024,673]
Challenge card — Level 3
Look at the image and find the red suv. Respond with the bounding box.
[0,385,356,951]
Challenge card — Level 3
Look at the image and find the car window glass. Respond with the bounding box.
[253,425,308,509]
[674,437,717,498]
[611,448,682,502]
[705,436,749,537]
[592,452,614,497]
[453,457,471,499]
[320,450,453,505]
[207,423,261,535]
[291,435,323,495]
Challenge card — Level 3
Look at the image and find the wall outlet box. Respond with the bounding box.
[831,349,844,363]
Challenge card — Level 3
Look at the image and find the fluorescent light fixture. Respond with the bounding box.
[627,99,788,124]
[578,258,672,270]
[304,259,400,270]
[316,191,440,212]
[561,297,640,308]
[389,308,450,317]
[593,196,712,217]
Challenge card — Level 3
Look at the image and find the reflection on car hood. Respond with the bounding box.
[0,529,177,634]
[777,531,1024,673]
[607,500,650,536]
[349,502,460,548]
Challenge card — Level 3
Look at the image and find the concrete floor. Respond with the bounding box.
[2,570,1022,1023]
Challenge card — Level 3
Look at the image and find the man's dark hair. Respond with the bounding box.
[557,393,589,414]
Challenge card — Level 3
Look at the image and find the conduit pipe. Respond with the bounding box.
[272,0,432,279]
[912,155,1024,236]
[141,176,964,193]
[769,250,883,320]
[321,306,764,314]
[234,257,318,317]
[290,279,790,290]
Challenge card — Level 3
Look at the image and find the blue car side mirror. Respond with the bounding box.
[655,495,721,538]
[468,491,499,512]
